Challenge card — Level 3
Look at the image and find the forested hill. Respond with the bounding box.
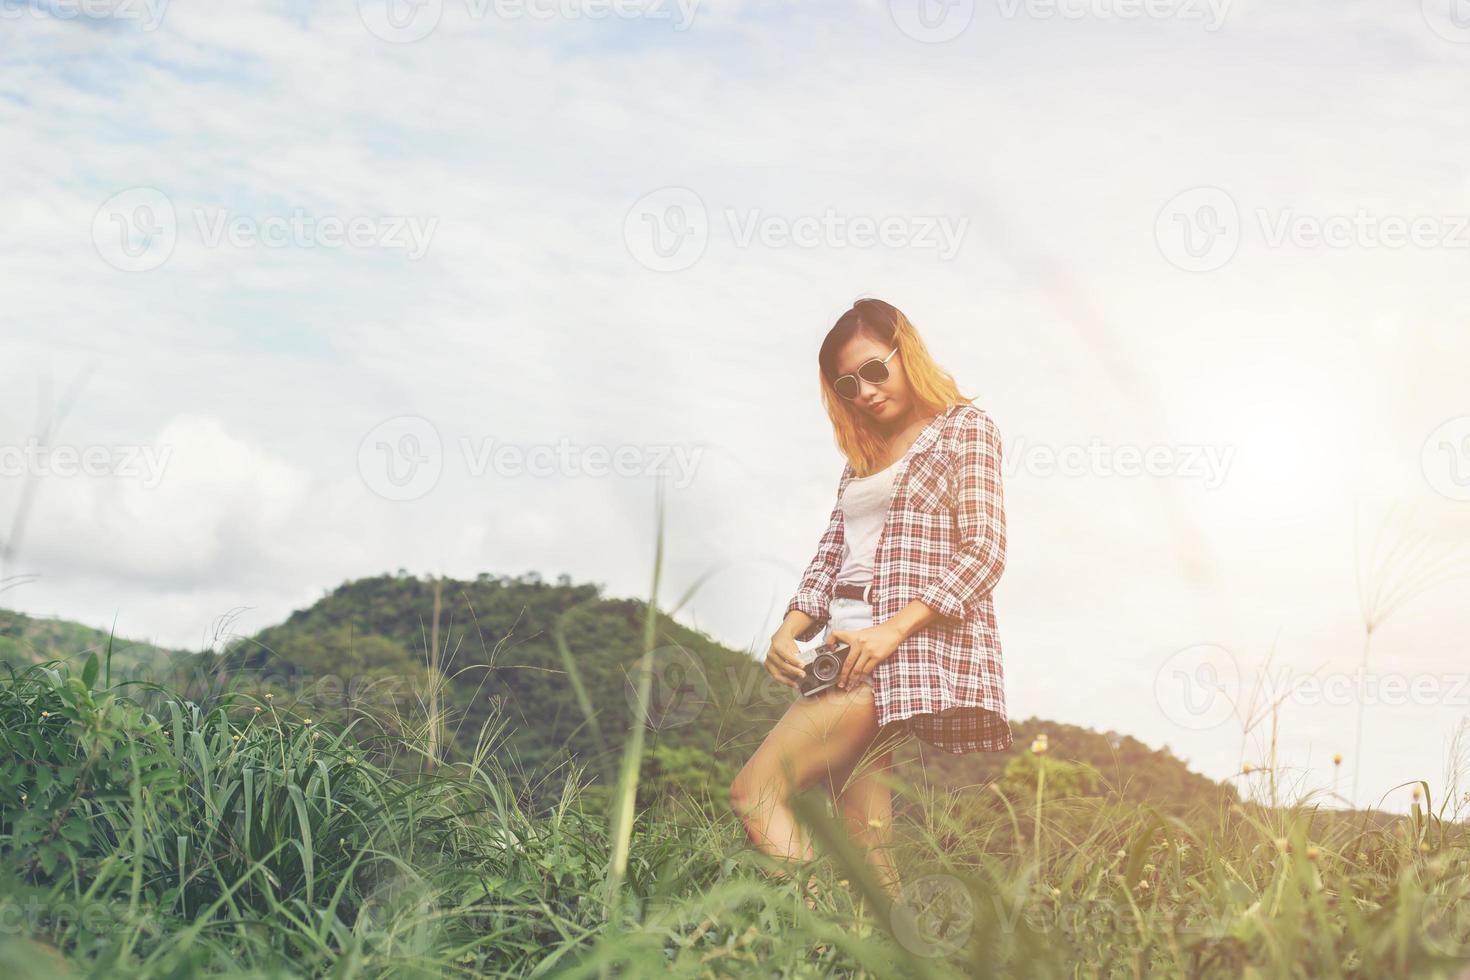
[2,571,1238,813]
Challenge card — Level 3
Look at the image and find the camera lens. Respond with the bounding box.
[812,652,839,682]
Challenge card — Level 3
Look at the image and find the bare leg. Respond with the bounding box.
[831,740,904,899]
[729,682,882,880]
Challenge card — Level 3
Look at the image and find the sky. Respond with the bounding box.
[2,0,1469,815]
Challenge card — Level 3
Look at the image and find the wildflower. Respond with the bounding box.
[1275,838,1291,855]
[231,735,241,743]
[339,838,346,847]
[303,718,313,726]
[1332,753,1342,766]
[346,756,357,766]
[867,817,884,830]
[1135,879,1150,892]
[1142,863,1156,874]
[1419,842,1432,854]
[1115,849,1127,860]
[1411,787,1422,803]
[20,794,27,802]
[1306,846,1321,862]
[1050,886,1062,898]
[254,706,262,714]
[264,693,273,700]
[40,711,50,718]
[1241,762,1252,775]
[1357,851,1368,862]
[1031,733,1049,754]
[837,879,849,888]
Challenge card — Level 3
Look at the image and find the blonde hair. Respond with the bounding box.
[817,298,973,477]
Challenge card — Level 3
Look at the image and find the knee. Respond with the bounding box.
[728,769,780,820]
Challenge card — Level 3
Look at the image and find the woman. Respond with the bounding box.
[729,298,1014,900]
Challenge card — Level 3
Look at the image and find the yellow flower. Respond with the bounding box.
[1419,841,1432,854]
[1241,762,1253,775]
[40,711,50,718]
[1306,845,1321,862]
[867,817,884,830]
[231,735,241,742]
[1332,753,1342,766]
[1031,734,1049,754]
[253,706,262,713]
[264,693,273,700]
[303,718,314,726]
[1411,787,1422,802]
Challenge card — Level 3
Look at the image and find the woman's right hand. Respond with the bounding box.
[765,633,806,689]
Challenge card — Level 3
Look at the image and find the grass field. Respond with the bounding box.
[2,637,1469,978]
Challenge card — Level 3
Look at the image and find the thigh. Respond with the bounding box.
[737,682,882,796]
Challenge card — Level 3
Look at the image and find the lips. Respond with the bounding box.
[870,399,887,413]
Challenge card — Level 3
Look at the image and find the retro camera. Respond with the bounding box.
[798,640,851,698]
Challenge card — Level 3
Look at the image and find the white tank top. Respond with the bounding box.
[834,458,899,585]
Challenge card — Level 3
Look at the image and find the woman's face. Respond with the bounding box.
[834,334,912,428]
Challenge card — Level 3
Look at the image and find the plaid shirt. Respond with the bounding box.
[785,403,1013,754]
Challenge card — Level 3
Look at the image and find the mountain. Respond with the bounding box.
[1,572,1240,814]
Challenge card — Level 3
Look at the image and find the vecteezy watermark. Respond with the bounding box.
[891,874,974,958]
[1004,437,1235,489]
[1157,186,1470,273]
[1155,187,1241,273]
[357,415,707,501]
[624,645,709,730]
[1156,643,1470,732]
[1154,643,1240,731]
[1420,879,1470,958]
[1421,0,1470,44]
[0,439,172,490]
[93,187,438,272]
[623,187,970,272]
[994,0,1232,30]
[889,0,976,43]
[357,0,700,43]
[1422,416,1470,502]
[0,0,168,30]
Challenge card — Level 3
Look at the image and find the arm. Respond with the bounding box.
[916,408,1007,623]
[780,487,847,643]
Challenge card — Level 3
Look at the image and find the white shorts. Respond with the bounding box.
[823,594,874,639]
[817,594,876,688]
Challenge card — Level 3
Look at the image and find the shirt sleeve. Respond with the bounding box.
[918,408,1006,622]
[783,475,847,643]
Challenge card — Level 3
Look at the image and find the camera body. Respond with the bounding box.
[797,640,851,698]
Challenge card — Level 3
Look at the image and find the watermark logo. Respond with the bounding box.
[1420,881,1470,958]
[93,188,438,272]
[358,415,444,502]
[1,0,169,30]
[1422,0,1470,44]
[1005,437,1235,488]
[1422,416,1470,502]
[1158,187,1470,272]
[1153,643,1240,731]
[624,645,709,730]
[93,187,178,273]
[624,186,970,271]
[1156,186,1240,273]
[359,0,699,43]
[358,0,444,43]
[995,0,1232,30]
[624,187,709,273]
[889,0,975,43]
[891,873,974,957]
[0,439,172,489]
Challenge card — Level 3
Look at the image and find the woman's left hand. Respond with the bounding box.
[829,622,905,691]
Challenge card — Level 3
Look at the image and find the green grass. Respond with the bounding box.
[2,499,1467,977]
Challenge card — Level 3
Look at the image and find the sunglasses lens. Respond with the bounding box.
[834,376,859,399]
[858,360,890,385]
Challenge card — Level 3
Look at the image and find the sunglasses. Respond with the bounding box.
[832,347,899,400]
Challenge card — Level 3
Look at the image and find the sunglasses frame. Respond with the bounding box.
[832,346,900,400]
